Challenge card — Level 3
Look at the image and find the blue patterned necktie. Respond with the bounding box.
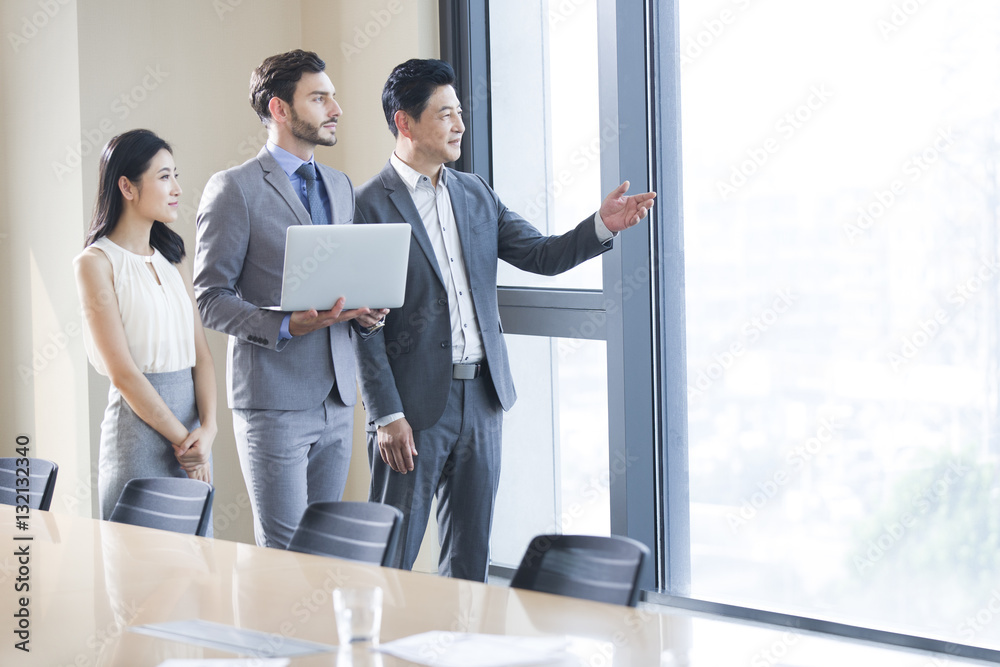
[294,162,325,225]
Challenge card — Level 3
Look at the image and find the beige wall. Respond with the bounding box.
[0,0,438,551]
[0,0,89,514]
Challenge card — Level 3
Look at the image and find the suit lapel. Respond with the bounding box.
[380,163,445,288]
[446,170,476,278]
[257,147,311,226]
[446,171,488,326]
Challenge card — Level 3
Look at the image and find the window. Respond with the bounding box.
[491,335,610,566]
[452,0,1000,656]
[677,0,1000,649]
[489,0,604,290]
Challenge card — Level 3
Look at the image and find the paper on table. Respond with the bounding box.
[157,661,290,667]
[377,631,570,667]
[130,619,335,657]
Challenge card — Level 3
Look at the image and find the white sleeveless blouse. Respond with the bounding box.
[84,237,196,376]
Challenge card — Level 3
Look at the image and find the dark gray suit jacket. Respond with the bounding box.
[194,146,357,410]
[353,161,612,432]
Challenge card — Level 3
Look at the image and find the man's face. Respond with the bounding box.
[287,70,342,147]
[407,84,464,166]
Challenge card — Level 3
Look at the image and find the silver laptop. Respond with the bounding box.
[267,223,411,311]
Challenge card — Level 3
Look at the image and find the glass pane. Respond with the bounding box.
[488,0,603,290]
[490,335,610,567]
[679,0,1000,648]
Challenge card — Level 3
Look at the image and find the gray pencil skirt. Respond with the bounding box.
[98,368,200,521]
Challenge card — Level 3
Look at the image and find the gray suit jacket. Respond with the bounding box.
[353,161,612,432]
[194,146,357,410]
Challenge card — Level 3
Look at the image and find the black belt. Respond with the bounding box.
[452,362,483,380]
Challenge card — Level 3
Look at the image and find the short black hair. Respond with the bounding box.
[382,59,457,136]
[249,49,326,124]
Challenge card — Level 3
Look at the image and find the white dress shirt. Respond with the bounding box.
[390,152,484,364]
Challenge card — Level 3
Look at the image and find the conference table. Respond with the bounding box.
[0,506,988,666]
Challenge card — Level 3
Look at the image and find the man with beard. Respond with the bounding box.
[194,50,386,549]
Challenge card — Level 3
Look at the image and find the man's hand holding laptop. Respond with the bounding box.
[288,298,389,336]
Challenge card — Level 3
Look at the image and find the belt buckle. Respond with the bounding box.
[453,363,480,380]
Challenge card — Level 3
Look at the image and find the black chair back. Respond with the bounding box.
[0,457,59,511]
[288,501,403,566]
[109,477,213,536]
[510,534,650,607]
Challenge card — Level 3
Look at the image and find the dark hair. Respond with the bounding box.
[249,49,326,124]
[84,129,185,264]
[382,59,457,137]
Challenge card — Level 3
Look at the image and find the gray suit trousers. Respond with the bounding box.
[234,392,353,549]
[368,373,503,581]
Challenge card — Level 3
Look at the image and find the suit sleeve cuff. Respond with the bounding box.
[594,211,616,243]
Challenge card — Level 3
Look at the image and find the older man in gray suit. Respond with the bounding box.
[194,50,385,549]
[353,59,656,580]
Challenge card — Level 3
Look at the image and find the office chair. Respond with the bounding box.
[287,501,404,566]
[0,457,59,511]
[510,534,650,607]
[108,477,214,537]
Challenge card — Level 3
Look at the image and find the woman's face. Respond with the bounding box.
[131,148,181,223]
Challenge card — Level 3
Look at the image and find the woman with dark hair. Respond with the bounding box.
[74,129,217,522]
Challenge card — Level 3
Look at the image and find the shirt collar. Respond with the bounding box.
[267,141,315,181]
[390,152,447,192]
